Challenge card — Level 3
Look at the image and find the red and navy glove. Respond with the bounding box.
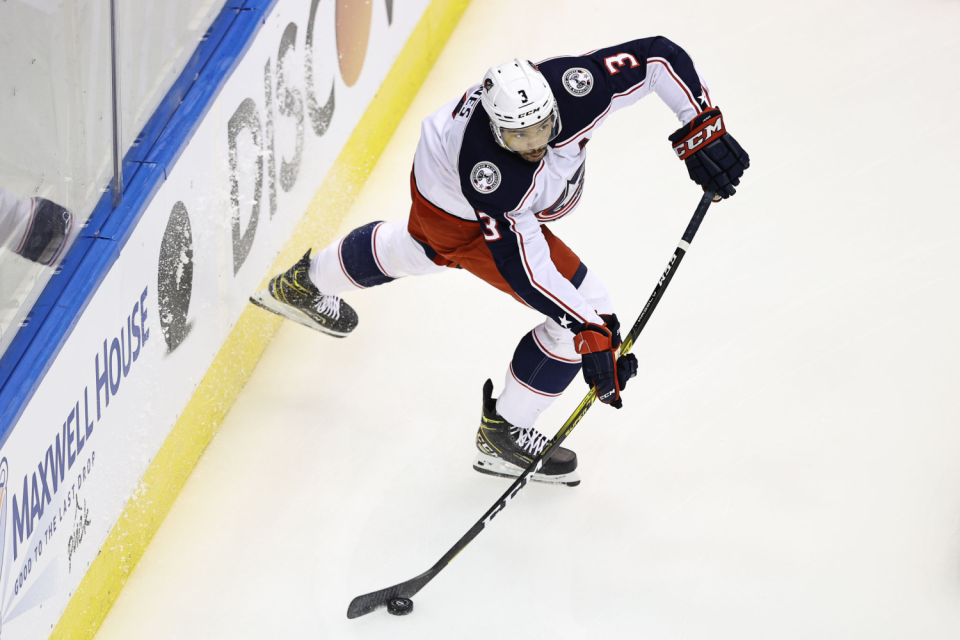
[600,314,639,399]
[573,314,639,409]
[669,107,749,200]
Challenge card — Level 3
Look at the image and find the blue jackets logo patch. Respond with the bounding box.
[562,68,593,97]
[471,162,501,193]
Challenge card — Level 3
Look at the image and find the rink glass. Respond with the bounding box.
[117,0,223,156]
[0,0,114,352]
[0,0,224,357]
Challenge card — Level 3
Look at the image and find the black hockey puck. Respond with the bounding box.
[386,597,413,616]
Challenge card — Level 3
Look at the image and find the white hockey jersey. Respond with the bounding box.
[412,36,712,327]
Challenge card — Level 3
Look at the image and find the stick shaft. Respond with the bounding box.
[347,191,715,619]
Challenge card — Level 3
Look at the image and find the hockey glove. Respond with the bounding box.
[669,107,749,200]
[599,314,639,393]
[17,198,72,265]
[574,319,638,409]
[600,313,639,398]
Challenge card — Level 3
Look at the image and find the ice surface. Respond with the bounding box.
[94,0,960,638]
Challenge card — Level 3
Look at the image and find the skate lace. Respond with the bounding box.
[510,426,548,456]
[314,293,342,320]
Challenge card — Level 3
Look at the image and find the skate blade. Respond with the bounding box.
[472,453,580,487]
[249,290,349,338]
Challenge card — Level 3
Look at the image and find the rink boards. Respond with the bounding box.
[0,0,469,638]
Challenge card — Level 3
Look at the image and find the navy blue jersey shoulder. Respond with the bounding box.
[541,36,702,147]
[456,37,700,215]
[458,104,540,216]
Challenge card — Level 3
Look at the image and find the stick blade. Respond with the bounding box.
[346,569,436,619]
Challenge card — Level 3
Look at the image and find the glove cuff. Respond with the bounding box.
[574,323,613,355]
[598,313,623,349]
[669,107,726,161]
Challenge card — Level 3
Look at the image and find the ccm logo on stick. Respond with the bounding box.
[604,52,640,75]
[673,115,725,158]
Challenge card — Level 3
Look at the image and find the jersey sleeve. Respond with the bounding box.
[464,164,604,329]
[591,36,712,124]
[543,36,712,146]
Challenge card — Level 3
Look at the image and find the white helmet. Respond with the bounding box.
[480,59,562,153]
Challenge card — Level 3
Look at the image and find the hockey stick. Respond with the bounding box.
[346,190,716,619]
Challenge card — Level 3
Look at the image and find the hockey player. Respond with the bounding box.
[0,187,73,266]
[251,37,749,486]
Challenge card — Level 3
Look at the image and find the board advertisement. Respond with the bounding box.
[0,0,432,636]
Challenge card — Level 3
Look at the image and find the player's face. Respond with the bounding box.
[502,113,556,162]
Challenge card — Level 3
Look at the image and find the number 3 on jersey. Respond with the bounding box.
[604,52,640,75]
[477,212,501,240]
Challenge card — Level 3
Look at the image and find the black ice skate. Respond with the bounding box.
[249,250,358,338]
[473,379,580,487]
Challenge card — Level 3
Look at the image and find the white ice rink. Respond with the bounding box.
[95,0,960,638]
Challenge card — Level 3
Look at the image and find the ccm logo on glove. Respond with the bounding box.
[668,106,749,200]
[572,316,638,410]
[672,111,726,159]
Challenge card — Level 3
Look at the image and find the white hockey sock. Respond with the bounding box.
[496,367,562,430]
[308,238,365,295]
[308,220,445,294]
